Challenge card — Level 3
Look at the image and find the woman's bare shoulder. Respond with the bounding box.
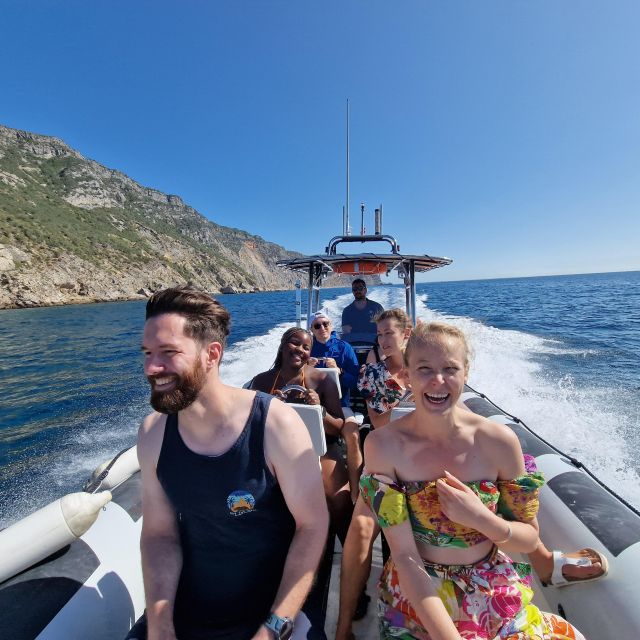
[366,417,407,451]
[363,426,400,476]
[474,414,519,442]
[474,415,525,474]
[251,369,275,392]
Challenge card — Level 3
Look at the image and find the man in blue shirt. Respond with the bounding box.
[309,311,363,505]
[341,279,383,346]
[309,311,360,407]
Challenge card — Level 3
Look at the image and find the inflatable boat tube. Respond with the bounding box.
[84,446,140,492]
[0,469,144,640]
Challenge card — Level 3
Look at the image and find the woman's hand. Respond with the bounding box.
[436,471,487,529]
[324,357,338,369]
[304,388,321,406]
[307,357,320,367]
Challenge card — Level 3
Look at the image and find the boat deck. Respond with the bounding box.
[325,536,384,639]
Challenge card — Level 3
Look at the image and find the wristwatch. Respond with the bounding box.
[264,613,294,640]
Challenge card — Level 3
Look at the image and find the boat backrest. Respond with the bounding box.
[288,403,327,456]
[321,367,341,398]
[390,406,414,421]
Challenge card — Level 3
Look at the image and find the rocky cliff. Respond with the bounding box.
[0,124,313,309]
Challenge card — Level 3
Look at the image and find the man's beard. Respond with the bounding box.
[148,359,207,414]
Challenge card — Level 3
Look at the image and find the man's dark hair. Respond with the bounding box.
[352,278,366,288]
[146,286,231,348]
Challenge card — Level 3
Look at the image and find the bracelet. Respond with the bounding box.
[492,522,512,545]
[321,406,327,417]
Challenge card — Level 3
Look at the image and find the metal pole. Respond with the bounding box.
[345,99,350,235]
[409,261,417,325]
[404,272,411,321]
[307,267,314,330]
[295,280,302,328]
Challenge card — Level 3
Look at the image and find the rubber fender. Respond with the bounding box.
[0,490,112,584]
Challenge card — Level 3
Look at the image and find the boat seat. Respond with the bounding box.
[390,405,414,421]
[321,367,341,398]
[288,403,327,456]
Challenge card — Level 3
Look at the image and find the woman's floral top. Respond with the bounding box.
[357,361,404,414]
[359,471,545,548]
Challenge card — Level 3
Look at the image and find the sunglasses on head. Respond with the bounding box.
[313,321,330,329]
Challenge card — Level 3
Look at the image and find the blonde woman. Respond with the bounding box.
[359,322,585,640]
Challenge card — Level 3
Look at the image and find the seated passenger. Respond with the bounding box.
[308,311,363,503]
[341,278,384,348]
[357,308,411,429]
[309,311,360,405]
[346,322,586,640]
[250,327,353,544]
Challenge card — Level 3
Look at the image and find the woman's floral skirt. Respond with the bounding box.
[378,548,585,640]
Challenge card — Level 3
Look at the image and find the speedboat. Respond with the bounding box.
[1,219,639,640]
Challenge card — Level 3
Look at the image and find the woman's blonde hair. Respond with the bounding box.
[404,322,472,370]
[373,308,412,331]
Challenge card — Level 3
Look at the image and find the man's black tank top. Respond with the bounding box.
[156,391,296,640]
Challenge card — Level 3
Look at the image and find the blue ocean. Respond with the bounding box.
[1,271,639,528]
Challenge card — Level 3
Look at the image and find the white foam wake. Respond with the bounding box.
[220,321,298,388]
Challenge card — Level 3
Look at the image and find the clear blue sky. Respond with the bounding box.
[2,1,638,281]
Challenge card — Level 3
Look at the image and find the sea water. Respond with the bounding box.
[1,271,638,528]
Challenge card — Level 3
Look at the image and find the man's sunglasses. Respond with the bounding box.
[352,285,366,291]
[313,321,331,329]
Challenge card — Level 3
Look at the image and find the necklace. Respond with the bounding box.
[269,368,306,394]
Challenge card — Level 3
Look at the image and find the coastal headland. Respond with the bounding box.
[0,124,365,310]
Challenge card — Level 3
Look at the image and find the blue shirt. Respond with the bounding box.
[341,299,384,345]
[311,332,360,407]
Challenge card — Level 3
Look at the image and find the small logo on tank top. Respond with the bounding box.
[227,490,256,516]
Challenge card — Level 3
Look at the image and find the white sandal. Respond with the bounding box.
[547,548,609,587]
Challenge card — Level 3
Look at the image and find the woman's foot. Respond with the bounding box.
[533,548,608,586]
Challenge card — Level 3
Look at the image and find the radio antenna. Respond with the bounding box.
[345,99,350,236]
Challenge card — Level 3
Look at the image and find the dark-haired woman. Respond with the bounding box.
[251,327,354,544]
[357,308,412,430]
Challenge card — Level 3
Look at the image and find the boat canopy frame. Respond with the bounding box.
[277,233,452,329]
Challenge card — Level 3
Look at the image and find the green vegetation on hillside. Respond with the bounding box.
[0,141,263,287]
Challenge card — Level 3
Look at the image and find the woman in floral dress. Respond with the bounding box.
[359,321,585,640]
[357,308,412,429]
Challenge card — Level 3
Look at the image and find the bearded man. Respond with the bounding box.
[130,287,328,640]
[340,279,383,349]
